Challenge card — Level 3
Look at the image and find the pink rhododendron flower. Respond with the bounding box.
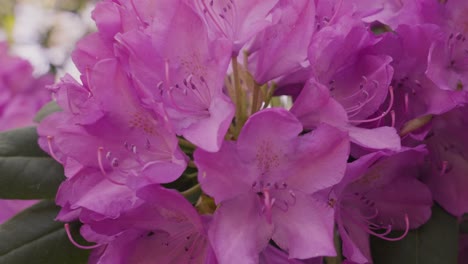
[81,185,215,264]
[291,79,400,152]
[329,147,432,263]
[195,108,350,262]
[191,0,279,54]
[423,105,468,216]
[308,19,393,123]
[39,59,187,188]
[0,42,53,130]
[114,0,235,152]
[21,0,468,262]
[370,24,465,135]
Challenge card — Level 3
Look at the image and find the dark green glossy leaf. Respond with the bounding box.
[460,214,468,234]
[0,201,90,264]
[0,156,64,199]
[371,204,459,264]
[0,127,47,157]
[0,126,64,199]
[34,101,61,123]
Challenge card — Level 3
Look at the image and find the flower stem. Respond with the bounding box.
[182,184,202,204]
[178,137,196,150]
[251,82,261,115]
[231,56,244,135]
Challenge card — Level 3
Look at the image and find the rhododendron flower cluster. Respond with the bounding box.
[31,0,468,263]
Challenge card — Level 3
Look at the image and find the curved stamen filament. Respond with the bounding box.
[97,147,108,176]
[341,207,410,242]
[328,0,344,25]
[362,207,379,219]
[97,147,126,186]
[47,136,60,161]
[263,188,275,224]
[64,223,101,250]
[390,110,396,127]
[344,80,380,118]
[165,59,171,85]
[366,214,410,241]
[349,86,394,124]
[440,161,449,176]
[198,0,229,39]
[404,93,409,114]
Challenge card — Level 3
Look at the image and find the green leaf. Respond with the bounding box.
[0,201,90,264]
[0,127,47,157]
[0,126,65,199]
[0,157,65,199]
[34,101,61,123]
[371,204,459,264]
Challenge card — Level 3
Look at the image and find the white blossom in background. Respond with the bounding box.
[7,0,95,78]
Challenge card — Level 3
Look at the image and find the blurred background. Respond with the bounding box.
[0,0,97,79]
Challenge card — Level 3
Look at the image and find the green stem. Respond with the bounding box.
[178,138,196,150]
[231,56,244,134]
[325,227,343,264]
[181,184,201,203]
[251,82,261,115]
[188,160,197,168]
[185,172,198,179]
[262,83,277,109]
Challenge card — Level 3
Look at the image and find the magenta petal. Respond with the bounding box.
[209,193,273,264]
[71,33,113,83]
[87,231,139,264]
[426,34,468,92]
[286,124,349,193]
[290,79,349,129]
[0,200,38,224]
[179,94,234,152]
[366,176,433,229]
[193,0,278,52]
[337,213,371,264]
[272,192,336,259]
[250,0,316,84]
[56,171,138,220]
[237,108,303,162]
[259,245,322,264]
[195,141,254,204]
[347,126,401,151]
[91,1,122,40]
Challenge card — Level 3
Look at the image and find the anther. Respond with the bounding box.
[111,158,119,167]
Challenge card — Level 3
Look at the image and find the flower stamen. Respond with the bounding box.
[64,223,101,250]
